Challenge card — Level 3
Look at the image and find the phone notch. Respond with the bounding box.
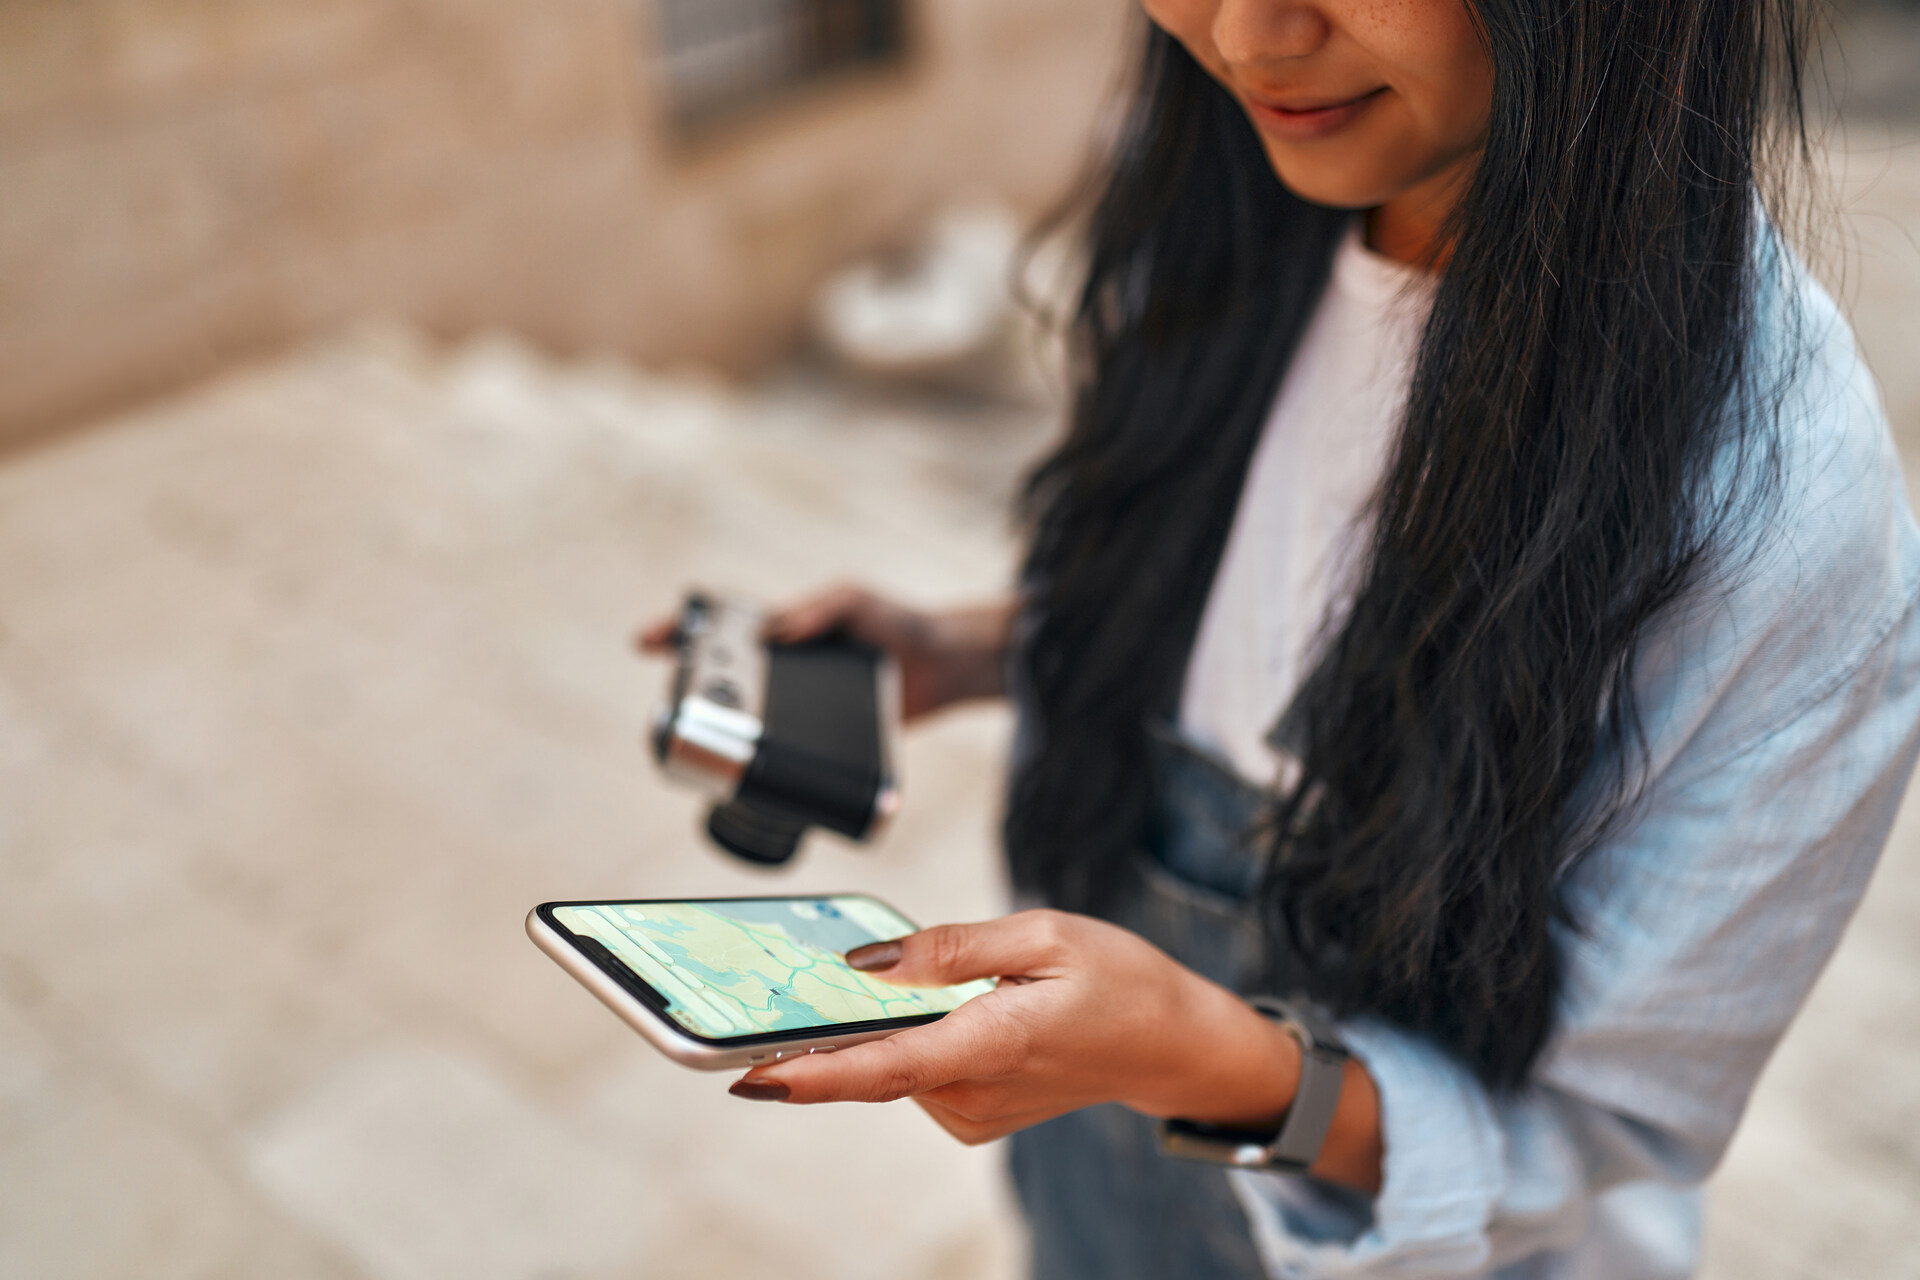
[573,934,670,1012]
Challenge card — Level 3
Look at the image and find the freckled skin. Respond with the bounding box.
[1142,0,1495,263]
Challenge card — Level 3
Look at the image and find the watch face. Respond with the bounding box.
[1157,1119,1305,1172]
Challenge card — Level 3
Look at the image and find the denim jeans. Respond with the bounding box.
[1008,727,1275,1280]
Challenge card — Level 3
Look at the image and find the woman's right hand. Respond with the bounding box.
[635,585,1015,722]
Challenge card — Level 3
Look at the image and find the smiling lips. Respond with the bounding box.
[1242,86,1387,141]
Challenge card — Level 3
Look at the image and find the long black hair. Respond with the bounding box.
[1007,1,1811,1091]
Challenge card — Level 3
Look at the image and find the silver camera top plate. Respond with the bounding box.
[655,594,768,799]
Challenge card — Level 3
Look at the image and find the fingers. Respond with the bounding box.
[734,1018,993,1106]
[845,911,1076,987]
[635,581,885,653]
[634,615,680,654]
[725,997,1029,1105]
[762,583,873,645]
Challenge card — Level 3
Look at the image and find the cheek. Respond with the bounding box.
[1349,0,1492,145]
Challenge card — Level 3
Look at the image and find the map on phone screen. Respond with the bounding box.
[551,896,994,1039]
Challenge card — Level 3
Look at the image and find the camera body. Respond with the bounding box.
[652,592,900,865]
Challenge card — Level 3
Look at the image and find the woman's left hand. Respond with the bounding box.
[726,909,1305,1146]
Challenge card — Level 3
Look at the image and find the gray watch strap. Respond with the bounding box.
[1155,995,1349,1173]
[1250,996,1346,1169]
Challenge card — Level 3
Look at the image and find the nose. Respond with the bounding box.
[1212,0,1331,66]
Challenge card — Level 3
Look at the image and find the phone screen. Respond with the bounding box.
[545,895,995,1043]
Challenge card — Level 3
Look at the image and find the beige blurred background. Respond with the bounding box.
[0,3,1917,1278]
[0,0,1118,445]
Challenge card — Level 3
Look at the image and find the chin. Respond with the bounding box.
[1258,149,1399,213]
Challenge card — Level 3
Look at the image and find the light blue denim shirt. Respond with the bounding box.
[1228,239,1920,1277]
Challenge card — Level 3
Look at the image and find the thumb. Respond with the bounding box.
[762,584,868,644]
[844,911,1074,987]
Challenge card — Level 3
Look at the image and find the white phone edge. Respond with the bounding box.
[525,907,920,1071]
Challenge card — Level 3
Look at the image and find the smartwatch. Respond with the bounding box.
[1156,995,1349,1173]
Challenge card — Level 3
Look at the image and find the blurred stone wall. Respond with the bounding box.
[0,0,1128,445]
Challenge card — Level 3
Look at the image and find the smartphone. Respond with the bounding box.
[527,895,995,1070]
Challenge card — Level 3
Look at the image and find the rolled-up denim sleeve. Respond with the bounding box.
[1229,571,1920,1277]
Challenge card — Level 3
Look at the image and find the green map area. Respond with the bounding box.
[554,897,993,1040]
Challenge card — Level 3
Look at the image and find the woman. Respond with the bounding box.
[645,1,1920,1276]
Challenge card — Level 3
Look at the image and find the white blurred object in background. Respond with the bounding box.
[814,205,1028,394]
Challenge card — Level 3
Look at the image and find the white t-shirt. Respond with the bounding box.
[1179,225,1437,784]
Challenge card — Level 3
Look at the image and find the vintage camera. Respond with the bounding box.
[651,592,900,866]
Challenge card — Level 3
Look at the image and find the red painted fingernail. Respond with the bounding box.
[729,1079,790,1102]
[845,940,903,971]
